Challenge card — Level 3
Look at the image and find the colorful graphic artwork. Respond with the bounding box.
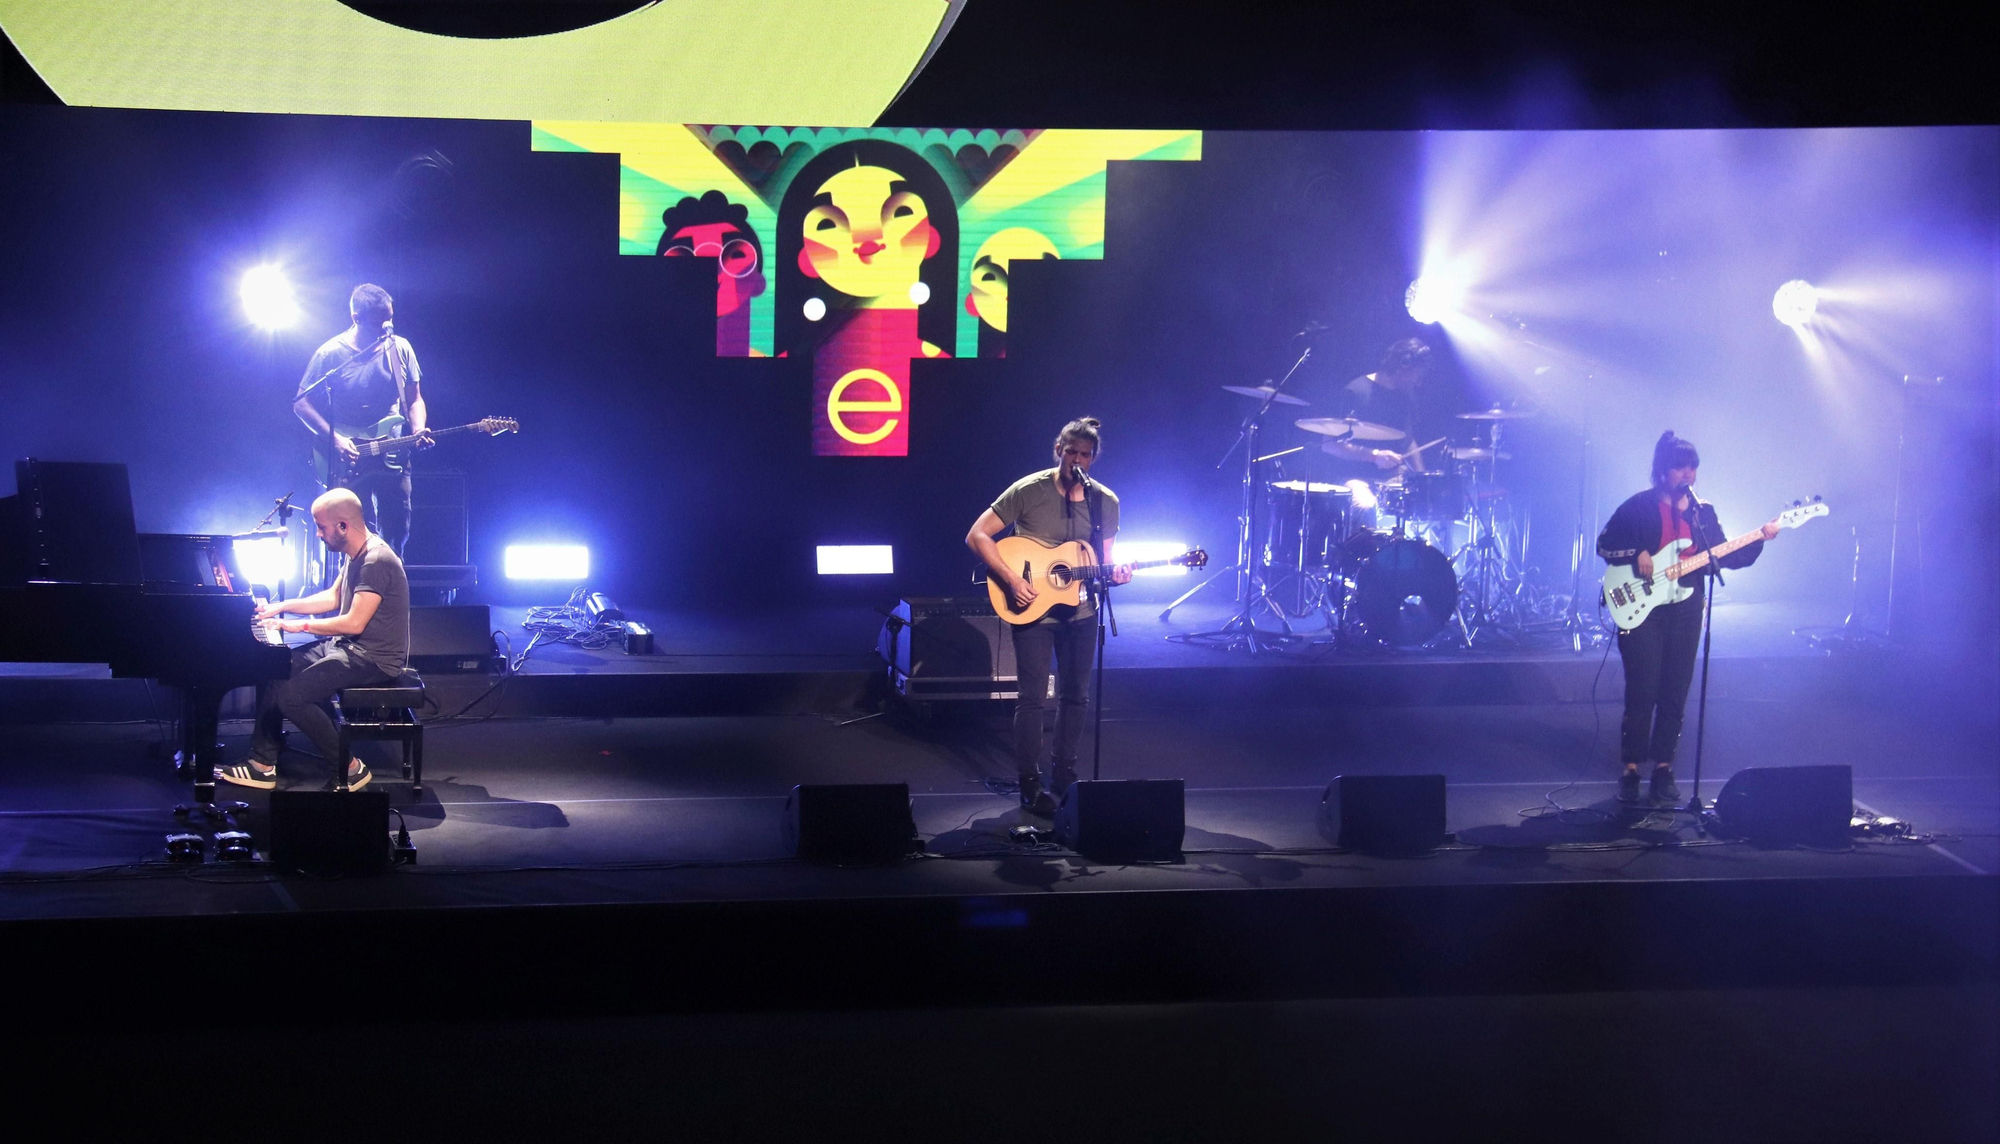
[531,125,1202,455]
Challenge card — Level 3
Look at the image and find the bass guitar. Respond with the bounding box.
[314,414,520,485]
[984,536,1208,625]
[1602,496,1828,630]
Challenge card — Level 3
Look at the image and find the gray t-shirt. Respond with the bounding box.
[337,534,409,674]
[298,332,422,433]
[991,468,1121,622]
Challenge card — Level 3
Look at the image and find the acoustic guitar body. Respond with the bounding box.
[987,536,1096,626]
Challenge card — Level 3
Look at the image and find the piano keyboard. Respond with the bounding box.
[253,619,287,647]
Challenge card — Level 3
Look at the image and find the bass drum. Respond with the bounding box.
[1346,535,1459,646]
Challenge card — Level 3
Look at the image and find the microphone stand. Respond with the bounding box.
[1088,483,1116,781]
[1683,494,1723,832]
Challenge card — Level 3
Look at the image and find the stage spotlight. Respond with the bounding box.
[232,534,288,592]
[1111,540,1191,577]
[1404,275,1461,325]
[504,544,589,580]
[239,264,300,329]
[1772,279,1819,329]
[816,544,894,575]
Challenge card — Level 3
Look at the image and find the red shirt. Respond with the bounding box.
[1657,498,1692,549]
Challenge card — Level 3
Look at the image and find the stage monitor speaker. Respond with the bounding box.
[410,604,495,672]
[1054,779,1185,862]
[1319,774,1447,855]
[782,783,922,864]
[269,789,390,875]
[879,596,1019,701]
[1714,765,1853,845]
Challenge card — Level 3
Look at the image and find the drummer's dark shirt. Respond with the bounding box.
[1314,373,1417,484]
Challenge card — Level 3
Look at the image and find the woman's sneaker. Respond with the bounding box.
[217,762,277,790]
[1617,769,1642,803]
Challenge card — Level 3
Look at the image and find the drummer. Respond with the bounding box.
[1310,337,1437,484]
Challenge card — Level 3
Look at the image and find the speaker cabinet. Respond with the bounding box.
[879,596,1019,701]
[410,604,495,672]
[1054,779,1185,862]
[269,789,390,874]
[1714,765,1853,845]
[1319,774,1447,855]
[782,783,922,864]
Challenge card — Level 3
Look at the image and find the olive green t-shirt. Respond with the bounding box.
[990,468,1120,622]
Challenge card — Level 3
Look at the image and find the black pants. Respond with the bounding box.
[1616,594,1704,764]
[1010,615,1097,780]
[251,640,393,770]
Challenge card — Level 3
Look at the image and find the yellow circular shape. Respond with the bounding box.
[0,0,957,124]
[827,368,902,446]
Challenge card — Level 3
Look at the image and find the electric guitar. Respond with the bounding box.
[1602,497,1828,630]
[314,414,520,485]
[984,536,1208,625]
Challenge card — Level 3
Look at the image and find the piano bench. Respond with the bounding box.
[334,670,427,796]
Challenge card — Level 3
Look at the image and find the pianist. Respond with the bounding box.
[219,489,410,790]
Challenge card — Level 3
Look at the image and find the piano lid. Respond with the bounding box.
[1,459,144,586]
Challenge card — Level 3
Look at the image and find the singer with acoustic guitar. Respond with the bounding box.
[293,284,433,583]
[967,417,1134,816]
[1596,431,1780,806]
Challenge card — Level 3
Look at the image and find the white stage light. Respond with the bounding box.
[1772,279,1818,329]
[239,264,300,329]
[1404,276,1458,325]
[1111,540,1190,577]
[505,544,589,580]
[232,534,288,591]
[816,545,894,575]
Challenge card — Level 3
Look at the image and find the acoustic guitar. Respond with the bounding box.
[984,535,1208,625]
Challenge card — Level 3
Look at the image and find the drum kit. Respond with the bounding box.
[1166,375,1548,651]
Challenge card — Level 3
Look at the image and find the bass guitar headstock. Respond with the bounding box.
[1775,495,1829,530]
[478,416,520,436]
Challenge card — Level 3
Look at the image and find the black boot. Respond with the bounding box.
[1050,762,1078,802]
[1018,774,1057,817]
[1649,765,1683,806]
[1617,768,1642,804]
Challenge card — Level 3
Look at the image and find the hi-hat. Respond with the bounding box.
[1296,416,1401,441]
[1223,384,1309,407]
[1455,408,1537,421]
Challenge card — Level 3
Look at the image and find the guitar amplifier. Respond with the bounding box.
[878,596,1024,701]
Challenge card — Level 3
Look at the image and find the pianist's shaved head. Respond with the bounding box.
[310,488,370,557]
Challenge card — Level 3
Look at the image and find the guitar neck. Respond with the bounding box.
[1665,526,1763,579]
[1073,557,1176,579]
[358,423,482,455]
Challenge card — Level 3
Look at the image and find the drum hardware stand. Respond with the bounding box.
[1165,341,1315,653]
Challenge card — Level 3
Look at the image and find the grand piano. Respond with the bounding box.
[0,459,292,802]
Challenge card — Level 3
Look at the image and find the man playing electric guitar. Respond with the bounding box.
[294,284,434,581]
[967,417,1134,816]
[1596,431,1780,807]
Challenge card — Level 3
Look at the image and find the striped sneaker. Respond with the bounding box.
[217,762,278,790]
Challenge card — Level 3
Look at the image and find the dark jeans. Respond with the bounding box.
[1616,594,1704,764]
[1010,615,1097,780]
[251,640,393,770]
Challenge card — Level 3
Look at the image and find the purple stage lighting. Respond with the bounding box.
[1772,279,1819,329]
[1404,275,1459,325]
[239,263,300,329]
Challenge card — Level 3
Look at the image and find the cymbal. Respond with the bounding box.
[1295,416,1402,441]
[1447,447,1511,461]
[1223,384,1309,407]
[1268,479,1351,494]
[1455,408,1537,421]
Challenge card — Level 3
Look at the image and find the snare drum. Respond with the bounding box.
[1264,479,1349,569]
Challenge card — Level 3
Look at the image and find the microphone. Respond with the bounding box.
[380,319,394,340]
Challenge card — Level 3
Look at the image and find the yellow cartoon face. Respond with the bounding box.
[798,164,940,306]
[964,227,1059,333]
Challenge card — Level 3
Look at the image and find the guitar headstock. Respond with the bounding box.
[1178,547,1209,569]
[1776,495,1829,530]
[479,416,520,436]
